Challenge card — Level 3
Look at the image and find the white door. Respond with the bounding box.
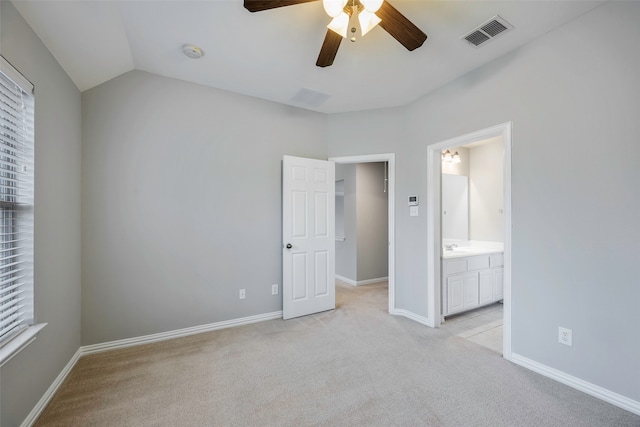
[282,155,335,320]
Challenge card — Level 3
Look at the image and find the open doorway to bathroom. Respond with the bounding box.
[426,122,512,359]
[439,136,505,354]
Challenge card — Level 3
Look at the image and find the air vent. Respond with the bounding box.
[461,15,513,47]
[290,88,331,108]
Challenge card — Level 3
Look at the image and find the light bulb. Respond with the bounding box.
[452,151,461,163]
[323,0,348,18]
[361,0,383,13]
[327,12,350,38]
[358,10,381,36]
[443,150,453,162]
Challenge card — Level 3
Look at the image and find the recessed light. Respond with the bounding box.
[182,44,204,59]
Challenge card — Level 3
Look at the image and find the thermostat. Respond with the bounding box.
[408,195,419,206]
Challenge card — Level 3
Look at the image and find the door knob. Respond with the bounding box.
[286,243,293,249]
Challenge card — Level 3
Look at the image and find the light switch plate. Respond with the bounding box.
[410,206,419,216]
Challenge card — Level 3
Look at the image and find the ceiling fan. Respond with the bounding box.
[243,0,427,67]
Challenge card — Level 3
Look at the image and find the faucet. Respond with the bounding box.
[445,243,458,251]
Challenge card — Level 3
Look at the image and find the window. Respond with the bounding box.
[0,56,36,356]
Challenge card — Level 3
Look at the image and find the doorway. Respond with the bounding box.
[329,154,396,314]
[426,122,512,360]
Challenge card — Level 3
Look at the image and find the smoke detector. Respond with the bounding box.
[182,44,204,59]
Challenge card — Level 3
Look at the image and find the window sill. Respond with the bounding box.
[0,323,47,367]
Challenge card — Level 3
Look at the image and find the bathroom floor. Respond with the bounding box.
[440,303,503,354]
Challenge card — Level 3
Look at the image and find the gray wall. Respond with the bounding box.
[335,164,357,281]
[469,141,504,242]
[81,70,327,345]
[0,2,82,425]
[328,1,640,402]
[356,163,388,281]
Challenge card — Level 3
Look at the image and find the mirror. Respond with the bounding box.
[442,174,468,241]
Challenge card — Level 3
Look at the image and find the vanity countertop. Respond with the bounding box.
[442,245,503,259]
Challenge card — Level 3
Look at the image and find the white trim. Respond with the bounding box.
[329,153,396,316]
[392,309,431,327]
[0,323,47,367]
[354,276,388,286]
[427,122,513,360]
[0,55,34,93]
[335,274,357,286]
[511,353,640,416]
[336,275,388,286]
[81,311,283,355]
[20,348,82,427]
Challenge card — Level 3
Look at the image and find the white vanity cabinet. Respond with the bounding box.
[442,252,504,316]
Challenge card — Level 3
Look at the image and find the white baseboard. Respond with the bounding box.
[355,276,388,286]
[392,309,432,327]
[81,311,283,355]
[335,274,356,285]
[335,275,388,287]
[21,311,282,426]
[20,348,82,427]
[511,353,640,416]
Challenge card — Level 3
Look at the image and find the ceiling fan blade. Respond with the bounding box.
[316,30,343,67]
[377,1,427,51]
[243,0,319,13]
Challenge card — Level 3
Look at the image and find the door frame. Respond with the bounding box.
[426,122,512,360]
[328,154,396,315]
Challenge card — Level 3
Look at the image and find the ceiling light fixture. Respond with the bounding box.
[323,0,382,41]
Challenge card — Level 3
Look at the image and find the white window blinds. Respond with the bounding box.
[0,56,35,347]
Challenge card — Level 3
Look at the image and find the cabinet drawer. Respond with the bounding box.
[467,255,489,271]
[445,259,467,275]
[490,254,504,267]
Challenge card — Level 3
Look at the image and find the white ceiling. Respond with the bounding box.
[12,0,605,114]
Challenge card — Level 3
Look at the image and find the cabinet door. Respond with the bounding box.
[463,273,479,309]
[494,268,504,301]
[447,275,465,314]
[479,270,494,305]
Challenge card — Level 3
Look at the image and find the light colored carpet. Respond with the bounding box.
[34,281,639,426]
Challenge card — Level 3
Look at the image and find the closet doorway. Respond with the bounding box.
[329,154,396,314]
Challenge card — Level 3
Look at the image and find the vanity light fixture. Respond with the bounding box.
[442,150,461,164]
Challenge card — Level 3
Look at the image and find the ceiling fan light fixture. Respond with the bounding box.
[358,10,381,36]
[327,12,350,38]
[361,0,383,13]
[323,0,348,17]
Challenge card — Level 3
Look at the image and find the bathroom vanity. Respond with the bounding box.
[442,248,504,316]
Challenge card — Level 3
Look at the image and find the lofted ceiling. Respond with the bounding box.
[11,0,605,114]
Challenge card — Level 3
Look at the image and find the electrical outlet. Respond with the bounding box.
[239,289,245,300]
[271,284,279,295]
[558,327,572,346]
